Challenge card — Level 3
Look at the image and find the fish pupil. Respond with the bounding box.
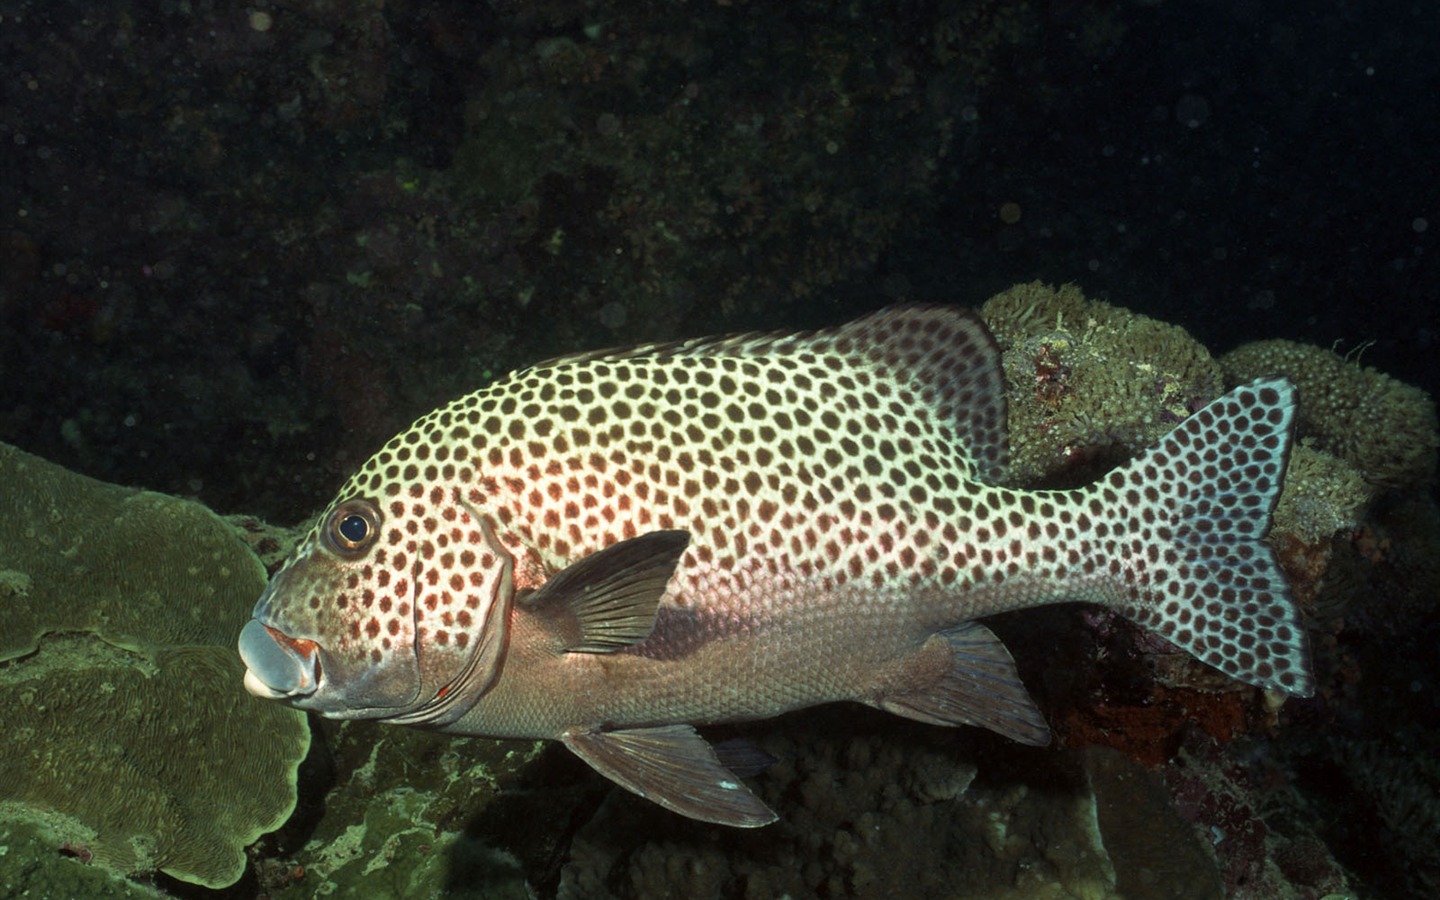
[338,514,369,543]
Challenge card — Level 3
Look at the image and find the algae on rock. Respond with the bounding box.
[0,442,310,889]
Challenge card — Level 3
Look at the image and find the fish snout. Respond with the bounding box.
[239,619,320,701]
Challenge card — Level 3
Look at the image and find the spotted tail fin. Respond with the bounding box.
[1107,377,1313,697]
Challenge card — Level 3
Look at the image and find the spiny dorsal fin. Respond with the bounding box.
[563,724,778,827]
[522,530,690,653]
[520,305,1008,483]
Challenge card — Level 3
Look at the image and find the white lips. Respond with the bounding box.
[243,667,292,700]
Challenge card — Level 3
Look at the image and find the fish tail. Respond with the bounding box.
[1101,376,1314,697]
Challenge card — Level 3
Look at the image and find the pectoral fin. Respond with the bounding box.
[562,724,778,827]
[873,622,1052,746]
[523,531,690,653]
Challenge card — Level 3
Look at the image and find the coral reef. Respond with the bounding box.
[1320,737,1440,897]
[0,820,165,899]
[254,722,540,899]
[975,283,1419,704]
[0,443,310,889]
[0,0,1432,891]
[548,712,1352,899]
[979,281,1225,487]
[243,287,1419,898]
[1156,735,1354,899]
[1221,338,1438,490]
[556,717,1120,900]
[0,442,551,898]
[1211,339,1440,899]
[1283,492,1440,898]
[1268,444,1371,547]
[8,284,1427,897]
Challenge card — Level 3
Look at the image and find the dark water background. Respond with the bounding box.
[1,0,1434,524]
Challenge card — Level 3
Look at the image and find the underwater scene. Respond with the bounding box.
[0,1,1436,898]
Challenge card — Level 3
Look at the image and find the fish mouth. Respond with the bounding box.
[239,619,321,701]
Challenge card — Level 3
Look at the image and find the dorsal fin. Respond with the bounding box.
[521,305,1009,483]
[830,306,1009,484]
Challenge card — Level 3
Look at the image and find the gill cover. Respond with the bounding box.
[382,516,517,728]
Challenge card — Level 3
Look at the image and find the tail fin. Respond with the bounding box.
[1107,377,1314,697]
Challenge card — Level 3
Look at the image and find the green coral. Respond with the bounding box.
[0,820,163,898]
[976,283,1385,551]
[264,725,539,899]
[0,442,310,889]
[979,281,1224,487]
[1221,338,1438,490]
[1269,444,1371,545]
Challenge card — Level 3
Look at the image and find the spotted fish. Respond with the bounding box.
[239,305,1312,826]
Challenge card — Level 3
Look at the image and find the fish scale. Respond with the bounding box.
[240,304,1313,826]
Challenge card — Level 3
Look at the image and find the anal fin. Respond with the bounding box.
[872,622,1051,746]
[563,724,777,827]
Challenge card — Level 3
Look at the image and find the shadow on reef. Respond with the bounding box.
[456,743,614,896]
[461,705,1246,900]
[1282,493,1440,898]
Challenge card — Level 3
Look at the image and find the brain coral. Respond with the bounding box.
[979,281,1224,487]
[0,442,310,889]
[1221,339,1438,490]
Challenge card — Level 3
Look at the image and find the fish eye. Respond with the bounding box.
[324,499,381,556]
[339,514,369,543]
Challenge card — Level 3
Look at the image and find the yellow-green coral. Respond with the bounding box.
[0,819,163,898]
[979,281,1223,487]
[0,442,310,889]
[978,283,1393,580]
[1270,444,1371,545]
[1221,339,1438,490]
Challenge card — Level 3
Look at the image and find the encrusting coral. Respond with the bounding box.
[1267,443,1371,546]
[0,442,310,889]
